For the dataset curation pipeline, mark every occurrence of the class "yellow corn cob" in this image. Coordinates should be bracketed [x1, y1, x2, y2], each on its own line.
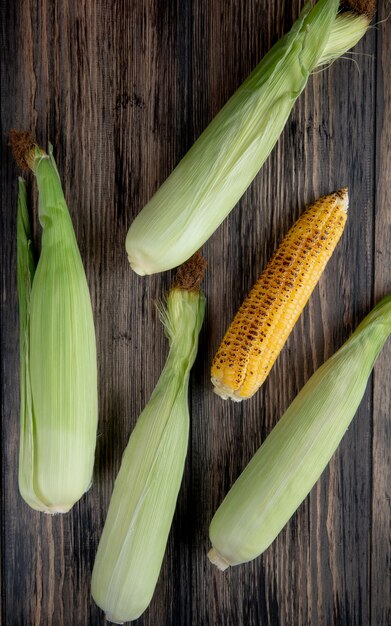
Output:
[211, 189, 348, 401]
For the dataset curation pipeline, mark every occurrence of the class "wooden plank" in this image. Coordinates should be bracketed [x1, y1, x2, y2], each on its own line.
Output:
[372, 2, 391, 624]
[0, 0, 195, 623]
[190, 2, 378, 626]
[0, 1, 389, 625]
[0, 3, 40, 624]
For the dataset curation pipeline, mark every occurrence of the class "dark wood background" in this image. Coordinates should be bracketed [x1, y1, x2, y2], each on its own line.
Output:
[1, 1, 390, 624]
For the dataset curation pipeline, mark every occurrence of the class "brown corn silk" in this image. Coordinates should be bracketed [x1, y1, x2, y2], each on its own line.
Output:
[211, 190, 348, 401]
[341, 0, 376, 17]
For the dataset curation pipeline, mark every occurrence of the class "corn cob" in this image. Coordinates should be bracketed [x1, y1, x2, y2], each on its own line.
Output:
[126, 1, 373, 276]
[211, 189, 348, 401]
[12, 131, 98, 514]
[91, 254, 206, 624]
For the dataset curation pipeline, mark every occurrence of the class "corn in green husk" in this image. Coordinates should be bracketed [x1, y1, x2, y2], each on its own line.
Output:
[208, 294, 391, 569]
[126, 0, 372, 275]
[15, 134, 98, 514]
[91, 254, 206, 623]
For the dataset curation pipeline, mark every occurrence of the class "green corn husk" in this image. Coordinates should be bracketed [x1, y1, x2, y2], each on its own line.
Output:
[91, 254, 206, 624]
[126, 0, 372, 276]
[14, 133, 98, 514]
[208, 294, 391, 569]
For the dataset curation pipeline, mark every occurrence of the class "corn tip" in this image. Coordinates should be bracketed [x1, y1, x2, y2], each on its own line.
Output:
[43, 504, 73, 515]
[208, 547, 230, 571]
[105, 615, 125, 625]
[212, 378, 243, 402]
[335, 187, 349, 213]
[126, 252, 147, 276]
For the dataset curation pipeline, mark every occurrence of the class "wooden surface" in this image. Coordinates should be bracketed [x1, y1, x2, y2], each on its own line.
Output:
[1, 1, 390, 624]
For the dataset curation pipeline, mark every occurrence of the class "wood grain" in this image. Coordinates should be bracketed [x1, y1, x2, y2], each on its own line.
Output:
[372, 2, 391, 625]
[0, 1, 389, 625]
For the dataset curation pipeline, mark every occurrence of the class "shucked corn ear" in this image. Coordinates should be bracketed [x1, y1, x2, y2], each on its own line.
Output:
[91, 254, 206, 624]
[13, 131, 98, 514]
[126, 0, 373, 275]
[211, 189, 348, 401]
[208, 294, 391, 569]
